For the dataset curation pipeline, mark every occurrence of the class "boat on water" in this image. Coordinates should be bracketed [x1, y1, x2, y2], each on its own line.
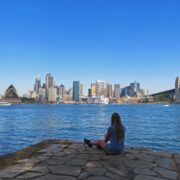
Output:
[163, 104, 170, 107]
[0, 100, 11, 106]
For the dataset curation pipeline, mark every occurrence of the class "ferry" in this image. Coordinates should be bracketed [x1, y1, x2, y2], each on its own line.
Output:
[0, 100, 11, 106]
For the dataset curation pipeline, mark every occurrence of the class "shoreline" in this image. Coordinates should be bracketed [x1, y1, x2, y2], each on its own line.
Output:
[3, 102, 179, 105]
[0, 139, 179, 179]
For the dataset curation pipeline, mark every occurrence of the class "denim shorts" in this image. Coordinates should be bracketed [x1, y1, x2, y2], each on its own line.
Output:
[104, 145, 122, 155]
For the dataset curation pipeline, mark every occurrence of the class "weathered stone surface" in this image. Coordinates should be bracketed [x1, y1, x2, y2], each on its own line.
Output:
[85, 167, 107, 176]
[30, 165, 49, 173]
[135, 175, 164, 180]
[35, 155, 50, 161]
[175, 157, 180, 165]
[124, 159, 155, 169]
[16, 172, 45, 179]
[133, 168, 157, 176]
[39, 144, 61, 153]
[154, 167, 177, 179]
[77, 154, 101, 161]
[66, 158, 87, 166]
[86, 161, 102, 168]
[86, 176, 110, 180]
[155, 157, 177, 170]
[49, 165, 81, 176]
[46, 157, 72, 165]
[102, 161, 128, 177]
[0, 163, 33, 178]
[53, 151, 66, 157]
[33, 174, 76, 180]
[0, 140, 179, 180]
[78, 172, 91, 179]
[0, 168, 24, 178]
[64, 148, 78, 155]
[68, 143, 85, 150]
[124, 153, 138, 160]
[136, 154, 157, 162]
[105, 171, 128, 180]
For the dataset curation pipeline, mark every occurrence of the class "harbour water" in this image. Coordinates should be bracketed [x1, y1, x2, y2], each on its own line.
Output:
[0, 104, 180, 155]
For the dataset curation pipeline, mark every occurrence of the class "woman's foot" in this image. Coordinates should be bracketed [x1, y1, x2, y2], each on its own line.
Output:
[84, 138, 92, 148]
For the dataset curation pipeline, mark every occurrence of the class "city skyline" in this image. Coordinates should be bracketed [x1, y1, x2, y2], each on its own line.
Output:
[1, 1, 180, 95]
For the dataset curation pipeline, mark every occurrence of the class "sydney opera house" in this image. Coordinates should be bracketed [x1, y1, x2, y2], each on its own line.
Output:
[3, 85, 22, 104]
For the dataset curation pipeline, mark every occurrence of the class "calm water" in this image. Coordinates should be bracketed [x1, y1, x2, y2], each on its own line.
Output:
[0, 104, 180, 155]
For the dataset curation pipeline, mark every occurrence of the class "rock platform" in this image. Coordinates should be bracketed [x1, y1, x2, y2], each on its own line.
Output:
[0, 139, 179, 180]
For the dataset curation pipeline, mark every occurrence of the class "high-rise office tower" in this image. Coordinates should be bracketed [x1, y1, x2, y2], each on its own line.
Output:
[114, 84, 121, 99]
[88, 89, 92, 97]
[48, 87, 57, 102]
[79, 83, 83, 98]
[96, 80, 105, 97]
[45, 73, 54, 99]
[59, 84, 65, 99]
[91, 83, 96, 97]
[106, 83, 113, 98]
[175, 77, 180, 102]
[130, 81, 140, 96]
[46, 73, 54, 89]
[73, 81, 80, 101]
[34, 76, 41, 94]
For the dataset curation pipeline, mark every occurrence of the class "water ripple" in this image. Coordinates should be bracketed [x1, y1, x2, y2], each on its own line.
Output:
[0, 104, 180, 155]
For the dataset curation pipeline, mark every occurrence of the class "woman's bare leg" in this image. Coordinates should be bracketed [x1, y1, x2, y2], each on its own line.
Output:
[90, 140, 107, 149]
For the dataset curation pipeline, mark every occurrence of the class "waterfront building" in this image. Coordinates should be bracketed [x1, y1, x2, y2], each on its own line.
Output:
[39, 88, 46, 102]
[130, 81, 140, 96]
[48, 87, 57, 102]
[88, 89, 92, 97]
[34, 76, 41, 94]
[121, 86, 131, 97]
[39, 88, 46, 97]
[175, 77, 180, 102]
[28, 90, 37, 99]
[114, 84, 121, 99]
[96, 80, 105, 97]
[79, 83, 83, 98]
[4, 84, 22, 103]
[66, 88, 73, 101]
[59, 84, 65, 100]
[91, 83, 96, 97]
[106, 83, 113, 98]
[73, 81, 80, 102]
[46, 73, 54, 89]
[45, 73, 54, 99]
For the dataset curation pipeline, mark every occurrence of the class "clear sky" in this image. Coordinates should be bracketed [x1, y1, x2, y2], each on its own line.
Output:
[0, 0, 180, 96]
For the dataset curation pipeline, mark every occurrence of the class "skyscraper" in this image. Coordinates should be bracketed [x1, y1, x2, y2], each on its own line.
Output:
[129, 81, 140, 96]
[73, 81, 80, 102]
[91, 83, 96, 97]
[96, 80, 105, 97]
[59, 84, 65, 100]
[114, 84, 121, 99]
[45, 73, 54, 100]
[34, 76, 41, 94]
[106, 83, 113, 98]
[175, 77, 180, 102]
[79, 83, 83, 98]
[48, 87, 57, 102]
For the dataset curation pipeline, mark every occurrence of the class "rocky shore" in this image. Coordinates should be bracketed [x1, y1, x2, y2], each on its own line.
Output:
[0, 139, 179, 180]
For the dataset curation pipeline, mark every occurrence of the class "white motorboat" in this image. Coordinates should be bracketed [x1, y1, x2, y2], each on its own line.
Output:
[0, 100, 11, 106]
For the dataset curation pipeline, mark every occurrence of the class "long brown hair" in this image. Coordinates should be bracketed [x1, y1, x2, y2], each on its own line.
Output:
[111, 112, 124, 141]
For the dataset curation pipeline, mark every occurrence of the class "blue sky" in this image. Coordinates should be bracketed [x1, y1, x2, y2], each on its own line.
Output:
[0, 0, 180, 95]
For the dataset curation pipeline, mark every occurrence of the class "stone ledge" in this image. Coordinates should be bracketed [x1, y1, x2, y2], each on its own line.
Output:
[0, 139, 179, 180]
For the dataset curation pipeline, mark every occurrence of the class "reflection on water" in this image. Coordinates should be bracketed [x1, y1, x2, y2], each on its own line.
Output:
[0, 104, 180, 155]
